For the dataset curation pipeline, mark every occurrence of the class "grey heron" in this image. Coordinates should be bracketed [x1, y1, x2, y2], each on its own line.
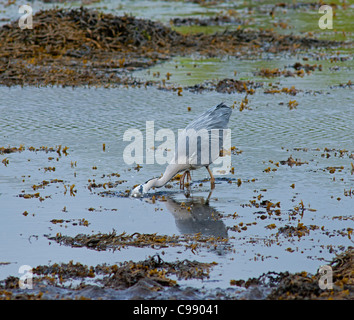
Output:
[131, 102, 232, 197]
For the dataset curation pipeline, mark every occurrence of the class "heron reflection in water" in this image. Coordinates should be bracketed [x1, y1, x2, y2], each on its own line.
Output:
[164, 191, 228, 239]
[131, 103, 232, 197]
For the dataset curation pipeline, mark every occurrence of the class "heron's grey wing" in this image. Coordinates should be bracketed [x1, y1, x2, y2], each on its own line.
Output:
[173, 103, 232, 166]
[185, 103, 232, 131]
[186, 103, 232, 161]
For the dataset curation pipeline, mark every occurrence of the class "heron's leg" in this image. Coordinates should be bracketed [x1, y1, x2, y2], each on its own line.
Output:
[205, 190, 213, 205]
[185, 171, 191, 190]
[179, 172, 184, 189]
[206, 166, 215, 189]
[186, 171, 191, 184]
[183, 172, 191, 197]
[180, 171, 191, 189]
[180, 171, 187, 189]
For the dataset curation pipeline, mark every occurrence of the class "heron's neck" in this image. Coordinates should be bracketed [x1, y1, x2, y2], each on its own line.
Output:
[144, 166, 177, 192]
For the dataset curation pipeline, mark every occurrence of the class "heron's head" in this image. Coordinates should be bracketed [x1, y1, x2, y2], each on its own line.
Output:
[130, 178, 158, 197]
[131, 184, 144, 197]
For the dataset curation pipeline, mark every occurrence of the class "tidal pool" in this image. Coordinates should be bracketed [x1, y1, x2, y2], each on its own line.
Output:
[0, 61, 352, 293]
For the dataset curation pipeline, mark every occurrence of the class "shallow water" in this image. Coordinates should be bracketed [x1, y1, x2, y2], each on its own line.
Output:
[0, 0, 353, 297]
[1, 66, 353, 289]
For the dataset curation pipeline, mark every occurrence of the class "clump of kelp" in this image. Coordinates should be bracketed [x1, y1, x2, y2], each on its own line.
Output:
[1, 248, 352, 300]
[47, 229, 229, 254]
[0, 255, 216, 300]
[171, 15, 245, 26]
[33, 254, 215, 287]
[0, 7, 343, 87]
[226, 247, 353, 300]
[267, 247, 353, 300]
[0, 8, 178, 87]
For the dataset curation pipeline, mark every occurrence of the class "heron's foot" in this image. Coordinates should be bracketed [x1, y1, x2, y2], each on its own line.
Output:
[179, 171, 191, 189]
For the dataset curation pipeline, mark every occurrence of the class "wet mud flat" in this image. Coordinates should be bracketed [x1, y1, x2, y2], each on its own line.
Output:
[0, 7, 345, 88]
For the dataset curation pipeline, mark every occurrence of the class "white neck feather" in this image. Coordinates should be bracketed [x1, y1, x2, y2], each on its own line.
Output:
[142, 164, 180, 193]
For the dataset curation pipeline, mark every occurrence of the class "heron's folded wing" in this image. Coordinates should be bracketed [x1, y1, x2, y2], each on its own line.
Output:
[171, 103, 232, 166]
[185, 103, 232, 131]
